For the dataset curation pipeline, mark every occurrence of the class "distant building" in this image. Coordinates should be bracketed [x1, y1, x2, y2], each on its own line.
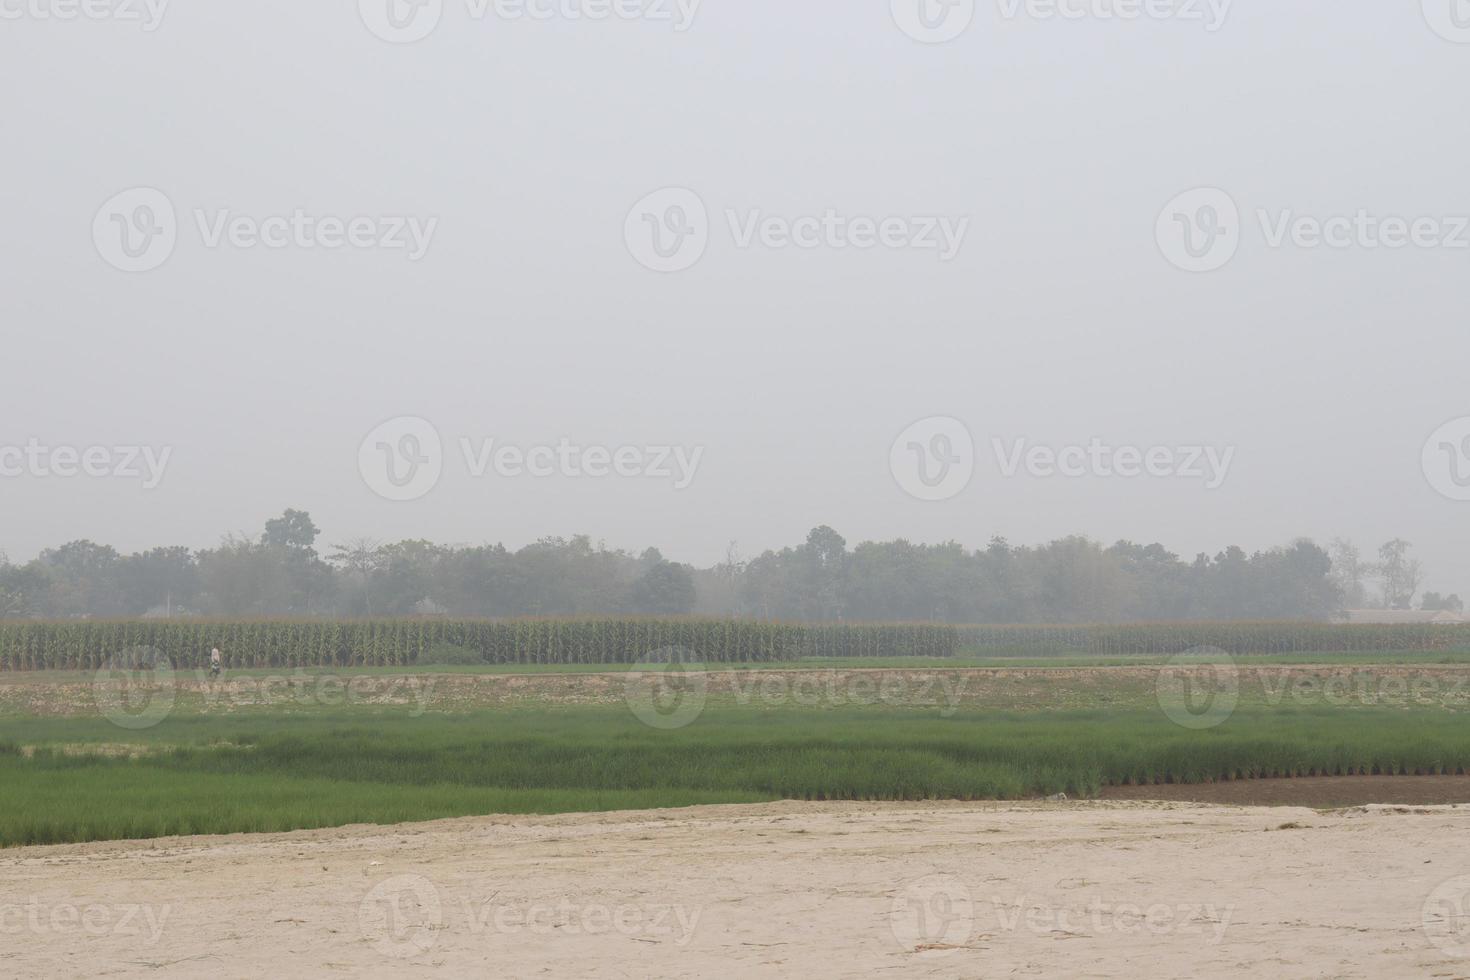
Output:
[1337, 609, 1466, 625]
[141, 604, 195, 619]
[413, 597, 449, 617]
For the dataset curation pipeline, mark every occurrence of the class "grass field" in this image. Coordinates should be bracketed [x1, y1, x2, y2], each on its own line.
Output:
[4, 705, 1470, 847]
[5, 650, 1470, 846]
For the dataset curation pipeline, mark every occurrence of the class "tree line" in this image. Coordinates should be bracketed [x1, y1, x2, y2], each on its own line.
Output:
[0, 510, 1456, 623]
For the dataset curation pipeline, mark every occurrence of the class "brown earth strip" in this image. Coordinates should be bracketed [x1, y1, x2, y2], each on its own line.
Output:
[1100, 774, 1470, 808]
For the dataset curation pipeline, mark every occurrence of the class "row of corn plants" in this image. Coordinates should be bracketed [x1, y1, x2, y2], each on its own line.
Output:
[0, 619, 958, 670]
[952, 622, 1470, 657]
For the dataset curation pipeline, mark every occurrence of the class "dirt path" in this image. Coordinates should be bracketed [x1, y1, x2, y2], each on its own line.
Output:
[11, 662, 1470, 716]
[3, 800, 1469, 978]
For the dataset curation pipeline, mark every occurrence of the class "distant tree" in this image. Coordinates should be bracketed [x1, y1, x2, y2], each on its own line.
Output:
[1377, 539, 1424, 610]
[262, 509, 321, 556]
[118, 546, 199, 616]
[1422, 592, 1465, 614]
[328, 538, 385, 616]
[0, 520, 1418, 624]
[800, 526, 848, 621]
[628, 559, 696, 615]
[1328, 538, 1370, 609]
[197, 512, 333, 616]
[38, 540, 123, 617]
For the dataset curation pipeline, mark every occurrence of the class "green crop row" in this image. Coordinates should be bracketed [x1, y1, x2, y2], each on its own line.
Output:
[952, 622, 1470, 656]
[0, 619, 957, 670]
[4, 618, 1469, 671]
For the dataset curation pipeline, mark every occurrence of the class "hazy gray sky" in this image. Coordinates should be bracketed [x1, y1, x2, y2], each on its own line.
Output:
[3, 1, 1468, 596]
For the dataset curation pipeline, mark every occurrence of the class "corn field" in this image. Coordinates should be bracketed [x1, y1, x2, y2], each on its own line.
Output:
[0, 619, 957, 670]
[953, 623, 1470, 657]
[3, 619, 1469, 671]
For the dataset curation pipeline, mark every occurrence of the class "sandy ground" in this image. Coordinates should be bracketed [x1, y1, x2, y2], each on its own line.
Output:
[4, 801, 1470, 978]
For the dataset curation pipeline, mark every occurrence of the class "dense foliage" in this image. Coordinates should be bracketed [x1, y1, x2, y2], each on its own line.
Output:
[0, 510, 1408, 624]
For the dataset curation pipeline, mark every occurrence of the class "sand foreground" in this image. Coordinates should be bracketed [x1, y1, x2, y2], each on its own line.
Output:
[3, 800, 1469, 978]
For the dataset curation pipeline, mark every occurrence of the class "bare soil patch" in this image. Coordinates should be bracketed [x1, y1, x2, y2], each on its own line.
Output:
[2, 800, 1467, 978]
[1101, 774, 1470, 808]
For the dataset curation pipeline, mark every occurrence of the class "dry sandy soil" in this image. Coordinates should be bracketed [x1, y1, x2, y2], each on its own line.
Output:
[4, 800, 1470, 978]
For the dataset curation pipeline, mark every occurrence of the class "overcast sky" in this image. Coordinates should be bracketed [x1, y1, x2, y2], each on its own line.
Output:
[2, 1, 1467, 597]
